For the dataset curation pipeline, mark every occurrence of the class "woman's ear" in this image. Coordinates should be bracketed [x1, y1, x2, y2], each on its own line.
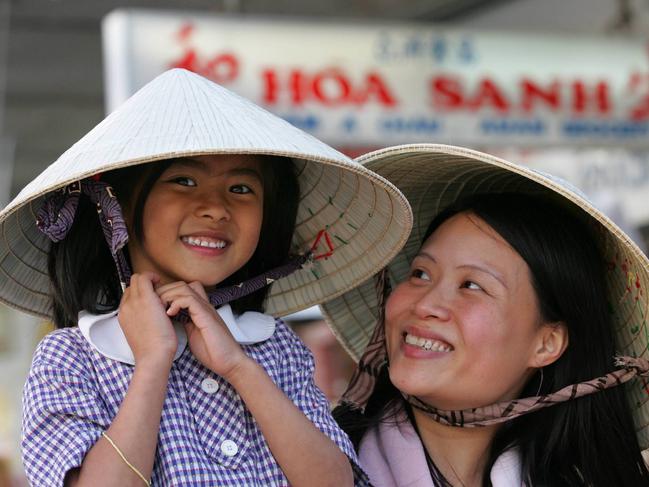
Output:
[530, 322, 569, 368]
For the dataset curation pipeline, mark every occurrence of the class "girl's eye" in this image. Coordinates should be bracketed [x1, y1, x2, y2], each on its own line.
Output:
[461, 280, 482, 291]
[171, 176, 196, 187]
[230, 184, 253, 194]
[411, 269, 431, 281]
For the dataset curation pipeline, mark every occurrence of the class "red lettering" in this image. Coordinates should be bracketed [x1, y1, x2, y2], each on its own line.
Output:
[468, 79, 509, 112]
[170, 50, 198, 72]
[521, 79, 560, 112]
[290, 70, 307, 105]
[354, 72, 397, 106]
[431, 75, 464, 109]
[170, 49, 239, 85]
[177, 23, 194, 41]
[262, 69, 309, 105]
[572, 81, 610, 115]
[204, 53, 239, 84]
[630, 95, 649, 121]
[260, 68, 397, 107]
[261, 69, 278, 104]
[312, 70, 351, 106]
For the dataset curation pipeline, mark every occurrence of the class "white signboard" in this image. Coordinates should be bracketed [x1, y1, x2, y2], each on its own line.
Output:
[103, 9, 649, 148]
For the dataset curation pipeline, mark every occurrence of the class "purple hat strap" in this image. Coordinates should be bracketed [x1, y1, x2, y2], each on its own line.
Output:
[36, 178, 131, 289]
[174, 252, 311, 324]
[36, 177, 318, 314]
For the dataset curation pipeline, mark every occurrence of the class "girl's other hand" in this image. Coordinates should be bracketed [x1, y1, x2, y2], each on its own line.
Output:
[157, 281, 250, 380]
[118, 272, 178, 365]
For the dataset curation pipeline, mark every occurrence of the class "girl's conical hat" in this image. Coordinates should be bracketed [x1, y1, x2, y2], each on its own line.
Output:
[0, 69, 412, 319]
[320, 143, 649, 448]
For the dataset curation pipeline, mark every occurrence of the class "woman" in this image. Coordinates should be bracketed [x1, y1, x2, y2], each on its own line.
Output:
[322, 144, 649, 486]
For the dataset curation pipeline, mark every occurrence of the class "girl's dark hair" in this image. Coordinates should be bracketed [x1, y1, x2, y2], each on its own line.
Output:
[48, 155, 299, 328]
[334, 192, 649, 486]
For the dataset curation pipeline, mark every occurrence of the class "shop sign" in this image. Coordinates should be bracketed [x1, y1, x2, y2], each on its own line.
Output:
[103, 10, 649, 147]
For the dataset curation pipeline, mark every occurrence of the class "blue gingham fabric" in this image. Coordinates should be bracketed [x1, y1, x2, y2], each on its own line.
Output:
[22, 319, 369, 486]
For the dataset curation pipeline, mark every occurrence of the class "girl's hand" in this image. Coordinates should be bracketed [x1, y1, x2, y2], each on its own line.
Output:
[156, 281, 250, 379]
[118, 272, 178, 365]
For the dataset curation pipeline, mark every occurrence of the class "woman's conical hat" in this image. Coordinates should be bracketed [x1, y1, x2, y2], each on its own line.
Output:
[320, 143, 649, 447]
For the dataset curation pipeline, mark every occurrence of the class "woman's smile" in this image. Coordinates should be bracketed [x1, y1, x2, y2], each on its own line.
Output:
[401, 326, 454, 358]
[385, 211, 545, 410]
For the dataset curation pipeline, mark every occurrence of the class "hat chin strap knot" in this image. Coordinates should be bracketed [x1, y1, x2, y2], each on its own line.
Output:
[36, 178, 131, 288]
[615, 355, 649, 376]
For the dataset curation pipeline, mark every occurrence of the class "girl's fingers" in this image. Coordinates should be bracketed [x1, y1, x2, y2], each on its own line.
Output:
[159, 289, 196, 309]
[155, 280, 193, 295]
[164, 294, 200, 317]
[158, 283, 208, 306]
[187, 281, 208, 299]
[128, 272, 160, 299]
[166, 301, 183, 317]
[155, 281, 209, 299]
[139, 271, 161, 283]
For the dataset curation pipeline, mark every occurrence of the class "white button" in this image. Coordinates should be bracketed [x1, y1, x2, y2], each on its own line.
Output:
[221, 440, 239, 457]
[201, 378, 220, 394]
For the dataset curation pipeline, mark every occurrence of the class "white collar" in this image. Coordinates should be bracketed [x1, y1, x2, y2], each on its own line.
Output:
[78, 304, 276, 365]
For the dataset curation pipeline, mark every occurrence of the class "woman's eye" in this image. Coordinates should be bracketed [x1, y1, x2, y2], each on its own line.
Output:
[171, 176, 196, 187]
[411, 269, 431, 281]
[230, 184, 253, 194]
[461, 280, 482, 291]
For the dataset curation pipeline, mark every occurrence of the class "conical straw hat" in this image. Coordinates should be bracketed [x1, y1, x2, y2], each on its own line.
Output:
[0, 68, 412, 319]
[320, 143, 649, 448]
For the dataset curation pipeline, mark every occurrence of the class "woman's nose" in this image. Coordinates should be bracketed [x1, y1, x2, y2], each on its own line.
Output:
[412, 285, 451, 321]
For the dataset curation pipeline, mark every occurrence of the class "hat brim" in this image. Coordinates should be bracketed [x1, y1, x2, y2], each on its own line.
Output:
[0, 69, 413, 320]
[0, 151, 412, 319]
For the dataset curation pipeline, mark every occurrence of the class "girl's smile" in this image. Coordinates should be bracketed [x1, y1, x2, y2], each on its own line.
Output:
[181, 235, 228, 251]
[127, 154, 264, 288]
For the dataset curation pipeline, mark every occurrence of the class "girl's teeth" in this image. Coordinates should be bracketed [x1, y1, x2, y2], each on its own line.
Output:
[405, 333, 452, 352]
[183, 237, 226, 249]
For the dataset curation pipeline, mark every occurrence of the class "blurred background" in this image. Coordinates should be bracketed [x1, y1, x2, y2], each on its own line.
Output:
[2, 0, 649, 484]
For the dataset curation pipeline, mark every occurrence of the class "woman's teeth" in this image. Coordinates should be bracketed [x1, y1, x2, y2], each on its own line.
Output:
[405, 333, 452, 352]
[182, 236, 226, 249]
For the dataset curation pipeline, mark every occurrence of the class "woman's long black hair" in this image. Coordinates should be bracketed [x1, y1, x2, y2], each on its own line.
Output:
[335, 192, 649, 486]
[47, 155, 299, 328]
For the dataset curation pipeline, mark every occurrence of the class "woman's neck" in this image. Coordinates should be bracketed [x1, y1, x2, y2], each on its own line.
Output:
[412, 407, 497, 487]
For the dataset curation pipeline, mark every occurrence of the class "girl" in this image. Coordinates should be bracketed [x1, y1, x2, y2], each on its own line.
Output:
[0, 69, 411, 486]
[322, 144, 649, 486]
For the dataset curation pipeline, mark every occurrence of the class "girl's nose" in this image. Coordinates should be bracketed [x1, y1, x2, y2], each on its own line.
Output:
[412, 285, 451, 321]
[194, 193, 231, 221]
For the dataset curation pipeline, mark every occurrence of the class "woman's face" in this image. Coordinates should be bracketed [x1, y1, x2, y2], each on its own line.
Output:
[385, 211, 551, 410]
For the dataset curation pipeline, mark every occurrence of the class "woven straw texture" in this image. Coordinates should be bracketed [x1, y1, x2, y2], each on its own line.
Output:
[0, 69, 412, 319]
[320, 143, 649, 448]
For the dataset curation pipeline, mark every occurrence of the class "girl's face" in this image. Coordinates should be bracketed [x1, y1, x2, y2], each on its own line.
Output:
[128, 154, 264, 288]
[385, 212, 555, 410]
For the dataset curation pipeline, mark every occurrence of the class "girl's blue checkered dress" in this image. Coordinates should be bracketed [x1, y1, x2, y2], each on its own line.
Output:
[22, 318, 366, 486]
